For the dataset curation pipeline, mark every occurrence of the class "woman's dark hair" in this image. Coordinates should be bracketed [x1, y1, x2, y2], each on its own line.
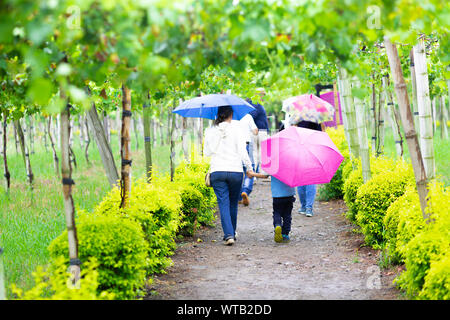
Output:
[214, 106, 233, 126]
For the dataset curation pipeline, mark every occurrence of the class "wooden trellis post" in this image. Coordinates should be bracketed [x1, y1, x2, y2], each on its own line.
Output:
[439, 96, 448, 139]
[60, 102, 80, 286]
[338, 68, 360, 160]
[413, 39, 435, 180]
[352, 76, 371, 183]
[384, 37, 429, 217]
[2, 116, 10, 193]
[0, 247, 5, 300]
[120, 85, 132, 208]
[384, 76, 404, 158]
[143, 96, 153, 182]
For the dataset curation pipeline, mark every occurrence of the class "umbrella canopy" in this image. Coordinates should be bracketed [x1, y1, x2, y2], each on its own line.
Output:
[261, 126, 344, 187]
[172, 94, 255, 120]
[282, 94, 335, 124]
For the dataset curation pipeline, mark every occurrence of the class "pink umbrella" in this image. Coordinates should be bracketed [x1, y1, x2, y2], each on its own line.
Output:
[282, 94, 335, 124]
[261, 126, 344, 187]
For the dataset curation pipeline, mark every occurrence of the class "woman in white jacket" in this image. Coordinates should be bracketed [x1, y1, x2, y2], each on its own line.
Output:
[204, 106, 254, 245]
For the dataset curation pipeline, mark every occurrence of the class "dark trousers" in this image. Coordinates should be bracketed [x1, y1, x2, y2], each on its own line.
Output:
[273, 196, 295, 235]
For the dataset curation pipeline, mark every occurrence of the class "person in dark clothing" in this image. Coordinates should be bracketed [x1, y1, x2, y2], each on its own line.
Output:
[246, 88, 270, 173]
[248, 172, 295, 243]
[247, 99, 270, 131]
[296, 120, 322, 132]
[295, 120, 322, 217]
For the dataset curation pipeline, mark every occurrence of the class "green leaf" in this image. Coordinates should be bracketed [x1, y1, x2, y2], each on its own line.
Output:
[351, 87, 366, 100]
[28, 78, 53, 105]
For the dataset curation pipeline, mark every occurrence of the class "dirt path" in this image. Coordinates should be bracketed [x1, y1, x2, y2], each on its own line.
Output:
[146, 180, 401, 300]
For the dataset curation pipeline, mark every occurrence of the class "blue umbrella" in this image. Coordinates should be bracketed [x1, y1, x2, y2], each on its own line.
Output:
[172, 94, 255, 120]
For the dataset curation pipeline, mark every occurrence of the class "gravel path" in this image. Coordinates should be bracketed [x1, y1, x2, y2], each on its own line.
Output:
[146, 179, 401, 300]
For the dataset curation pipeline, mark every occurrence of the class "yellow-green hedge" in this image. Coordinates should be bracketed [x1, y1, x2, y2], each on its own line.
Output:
[394, 181, 450, 299]
[355, 160, 415, 247]
[343, 156, 399, 222]
[383, 186, 425, 264]
[18, 160, 217, 300]
[340, 150, 449, 300]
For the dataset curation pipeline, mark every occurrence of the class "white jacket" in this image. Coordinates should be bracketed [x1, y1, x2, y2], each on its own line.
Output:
[204, 121, 252, 173]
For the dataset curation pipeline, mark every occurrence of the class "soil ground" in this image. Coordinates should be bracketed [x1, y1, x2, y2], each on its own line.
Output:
[146, 179, 402, 300]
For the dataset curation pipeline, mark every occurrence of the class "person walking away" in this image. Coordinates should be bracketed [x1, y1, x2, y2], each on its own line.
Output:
[236, 113, 258, 206]
[247, 88, 269, 174]
[204, 106, 254, 245]
[295, 120, 322, 217]
[249, 171, 295, 243]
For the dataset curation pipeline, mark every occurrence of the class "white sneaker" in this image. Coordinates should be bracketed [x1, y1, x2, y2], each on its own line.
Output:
[225, 238, 235, 246]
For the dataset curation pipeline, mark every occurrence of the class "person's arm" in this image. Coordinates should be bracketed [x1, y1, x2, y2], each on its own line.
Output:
[248, 172, 269, 179]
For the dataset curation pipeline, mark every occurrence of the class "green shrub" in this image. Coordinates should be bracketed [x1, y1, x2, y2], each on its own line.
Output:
[174, 160, 217, 227]
[343, 161, 363, 222]
[395, 228, 448, 298]
[176, 183, 207, 236]
[343, 156, 398, 223]
[355, 160, 414, 247]
[94, 178, 183, 274]
[12, 256, 115, 300]
[342, 157, 357, 182]
[383, 186, 425, 264]
[420, 254, 450, 300]
[394, 181, 450, 299]
[48, 213, 149, 299]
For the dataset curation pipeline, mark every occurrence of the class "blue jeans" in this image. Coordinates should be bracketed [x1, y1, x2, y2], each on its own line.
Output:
[210, 171, 243, 240]
[297, 185, 317, 210]
[240, 142, 255, 199]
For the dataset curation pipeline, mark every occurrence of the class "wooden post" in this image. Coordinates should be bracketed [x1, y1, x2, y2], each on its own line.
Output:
[13, 122, 19, 154]
[409, 49, 420, 133]
[42, 117, 48, 152]
[333, 81, 340, 127]
[0, 247, 5, 300]
[86, 102, 119, 188]
[133, 116, 139, 151]
[338, 68, 360, 159]
[0, 122, 3, 158]
[143, 98, 153, 182]
[103, 111, 110, 144]
[384, 37, 429, 217]
[60, 103, 80, 286]
[182, 116, 189, 162]
[47, 116, 60, 175]
[376, 77, 386, 156]
[431, 97, 437, 135]
[170, 99, 176, 181]
[337, 75, 353, 159]
[352, 77, 371, 182]
[2, 116, 10, 192]
[440, 96, 448, 139]
[78, 115, 84, 150]
[370, 80, 377, 156]
[83, 115, 91, 166]
[413, 39, 435, 180]
[385, 76, 404, 158]
[15, 119, 33, 188]
[120, 85, 132, 208]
